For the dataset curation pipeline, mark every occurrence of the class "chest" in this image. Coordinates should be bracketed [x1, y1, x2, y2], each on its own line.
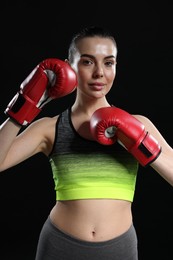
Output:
[71, 115, 94, 141]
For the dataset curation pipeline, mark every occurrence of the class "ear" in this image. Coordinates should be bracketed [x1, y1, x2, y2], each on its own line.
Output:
[65, 59, 76, 72]
[64, 59, 70, 64]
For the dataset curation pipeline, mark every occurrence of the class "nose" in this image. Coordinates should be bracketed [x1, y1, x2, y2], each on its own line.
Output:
[93, 66, 103, 78]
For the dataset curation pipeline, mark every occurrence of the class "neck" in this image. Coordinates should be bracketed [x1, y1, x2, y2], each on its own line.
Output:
[72, 95, 110, 116]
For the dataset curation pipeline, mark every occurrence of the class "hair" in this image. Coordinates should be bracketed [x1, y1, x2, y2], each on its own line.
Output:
[68, 26, 118, 64]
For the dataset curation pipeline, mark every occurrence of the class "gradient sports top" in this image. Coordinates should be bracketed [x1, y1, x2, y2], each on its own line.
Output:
[49, 108, 139, 202]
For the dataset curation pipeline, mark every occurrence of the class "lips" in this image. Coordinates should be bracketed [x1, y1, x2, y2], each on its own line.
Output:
[90, 82, 105, 86]
[89, 83, 105, 91]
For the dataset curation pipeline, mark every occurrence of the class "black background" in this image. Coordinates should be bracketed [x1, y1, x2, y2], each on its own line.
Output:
[0, 1, 173, 259]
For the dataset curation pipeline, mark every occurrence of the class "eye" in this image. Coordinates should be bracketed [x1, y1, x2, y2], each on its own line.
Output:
[80, 58, 93, 66]
[105, 61, 115, 67]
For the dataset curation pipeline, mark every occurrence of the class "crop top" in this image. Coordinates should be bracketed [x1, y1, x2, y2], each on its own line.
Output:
[49, 108, 139, 202]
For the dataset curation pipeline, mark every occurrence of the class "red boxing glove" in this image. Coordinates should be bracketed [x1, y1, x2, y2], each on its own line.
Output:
[90, 106, 161, 167]
[5, 58, 77, 125]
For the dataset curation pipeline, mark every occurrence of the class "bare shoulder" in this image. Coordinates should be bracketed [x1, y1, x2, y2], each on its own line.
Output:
[132, 114, 154, 127]
[132, 114, 160, 133]
[132, 114, 171, 148]
[24, 115, 59, 156]
[31, 115, 59, 128]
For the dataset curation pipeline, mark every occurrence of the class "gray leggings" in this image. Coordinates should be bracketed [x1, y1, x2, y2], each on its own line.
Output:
[35, 216, 138, 260]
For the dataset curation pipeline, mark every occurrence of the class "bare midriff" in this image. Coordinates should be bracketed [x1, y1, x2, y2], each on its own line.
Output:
[50, 199, 132, 242]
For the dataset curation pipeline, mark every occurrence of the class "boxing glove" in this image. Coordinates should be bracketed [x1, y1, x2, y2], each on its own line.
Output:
[5, 58, 77, 126]
[90, 106, 161, 167]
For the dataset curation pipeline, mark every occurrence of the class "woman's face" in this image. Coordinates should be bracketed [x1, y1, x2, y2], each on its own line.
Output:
[71, 37, 117, 99]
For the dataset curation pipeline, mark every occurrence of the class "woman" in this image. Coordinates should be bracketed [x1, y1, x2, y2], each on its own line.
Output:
[0, 26, 173, 260]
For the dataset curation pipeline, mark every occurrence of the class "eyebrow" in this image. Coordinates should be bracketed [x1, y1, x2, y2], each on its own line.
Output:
[80, 54, 116, 59]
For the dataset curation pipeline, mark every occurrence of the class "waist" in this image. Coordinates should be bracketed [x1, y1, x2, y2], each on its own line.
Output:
[50, 199, 133, 242]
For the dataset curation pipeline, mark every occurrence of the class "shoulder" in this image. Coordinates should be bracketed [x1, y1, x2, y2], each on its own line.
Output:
[132, 114, 158, 131]
[26, 115, 60, 155]
[132, 114, 153, 126]
[27, 115, 59, 131]
[132, 114, 166, 145]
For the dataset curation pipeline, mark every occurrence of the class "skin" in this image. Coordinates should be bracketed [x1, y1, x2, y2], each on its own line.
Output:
[0, 36, 173, 242]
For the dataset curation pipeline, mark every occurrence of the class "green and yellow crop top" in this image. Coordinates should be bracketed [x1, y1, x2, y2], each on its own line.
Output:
[49, 108, 139, 202]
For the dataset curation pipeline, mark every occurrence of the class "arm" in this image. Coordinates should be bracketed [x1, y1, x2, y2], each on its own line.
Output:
[90, 107, 161, 167]
[90, 106, 173, 186]
[0, 115, 57, 172]
[0, 58, 77, 172]
[135, 115, 173, 186]
[0, 118, 22, 169]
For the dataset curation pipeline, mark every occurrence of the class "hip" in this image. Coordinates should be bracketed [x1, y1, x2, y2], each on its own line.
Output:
[35, 216, 138, 260]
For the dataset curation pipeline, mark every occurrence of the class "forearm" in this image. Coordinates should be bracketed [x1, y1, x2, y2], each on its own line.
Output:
[0, 118, 21, 168]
